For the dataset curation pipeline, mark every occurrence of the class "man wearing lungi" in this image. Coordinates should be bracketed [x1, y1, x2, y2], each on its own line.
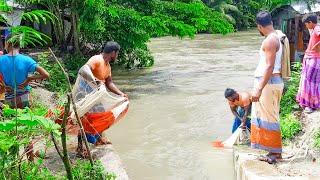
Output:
[0, 35, 49, 108]
[251, 11, 284, 164]
[75, 41, 128, 157]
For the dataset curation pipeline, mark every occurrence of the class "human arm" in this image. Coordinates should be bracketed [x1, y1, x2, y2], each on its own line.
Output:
[19, 66, 49, 89]
[78, 64, 96, 83]
[311, 27, 320, 52]
[240, 105, 250, 129]
[311, 41, 320, 52]
[0, 82, 4, 94]
[105, 76, 128, 98]
[251, 37, 278, 102]
[229, 105, 241, 119]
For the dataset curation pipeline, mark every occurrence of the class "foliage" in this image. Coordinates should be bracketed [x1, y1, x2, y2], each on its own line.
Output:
[36, 52, 87, 92]
[279, 62, 302, 139]
[0, 1, 55, 48]
[202, 0, 240, 24]
[232, 0, 263, 29]
[280, 63, 302, 116]
[7, 160, 60, 180]
[280, 113, 302, 139]
[72, 160, 117, 180]
[314, 129, 320, 149]
[79, 0, 234, 68]
[12, 0, 233, 68]
[37, 53, 69, 92]
[231, 0, 309, 30]
[0, 103, 115, 179]
[63, 54, 88, 81]
[0, 105, 60, 179]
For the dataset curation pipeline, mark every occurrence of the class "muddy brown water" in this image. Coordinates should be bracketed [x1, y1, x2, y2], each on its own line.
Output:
[106, 31, 263, 180]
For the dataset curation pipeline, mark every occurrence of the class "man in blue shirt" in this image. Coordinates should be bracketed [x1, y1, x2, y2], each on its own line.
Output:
[0, 35, 49, 108]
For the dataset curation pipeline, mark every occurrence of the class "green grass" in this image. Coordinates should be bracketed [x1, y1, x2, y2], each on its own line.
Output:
[280, 114, 302, 139]
[279, 62, 302, 140]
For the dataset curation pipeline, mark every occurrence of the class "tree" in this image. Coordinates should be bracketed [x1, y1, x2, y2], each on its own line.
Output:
[0, 1, 54, 48]
[3, 0, 234, 68]
[202, 0, 240, 24]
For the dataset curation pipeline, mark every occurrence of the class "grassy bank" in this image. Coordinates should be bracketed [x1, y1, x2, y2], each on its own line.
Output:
[279, 63, 302, 140]
[0, 101, 117, 180]
[280, 62, 320, 151]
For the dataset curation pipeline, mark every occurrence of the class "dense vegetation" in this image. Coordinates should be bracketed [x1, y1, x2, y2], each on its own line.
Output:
[2, 0, 317, 68]
[1, 0, 319, 179]
[280, 63, 302, 140]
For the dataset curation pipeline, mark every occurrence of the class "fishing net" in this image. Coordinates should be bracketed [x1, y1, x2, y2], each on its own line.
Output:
[71, 75, 129, 135]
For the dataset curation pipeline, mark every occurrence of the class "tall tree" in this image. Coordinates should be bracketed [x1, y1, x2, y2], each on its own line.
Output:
[202, 0, 240, 24]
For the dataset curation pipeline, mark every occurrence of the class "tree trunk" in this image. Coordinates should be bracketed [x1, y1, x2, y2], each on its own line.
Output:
[71, 0, 80, 54]
[47, 2, 67, 52]
[62, 95, 73, 180]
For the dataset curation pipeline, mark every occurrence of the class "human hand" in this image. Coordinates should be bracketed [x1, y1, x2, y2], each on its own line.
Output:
[0, 82, 5, 93]
[240, 120, 246, 130]
[18, 78, 30, 89]
[5, 86, 13, 93]
[251, 88, 262, 102]
[122, 93, 129, 99]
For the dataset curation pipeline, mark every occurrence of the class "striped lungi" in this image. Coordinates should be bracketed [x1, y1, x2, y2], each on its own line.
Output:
[251, 76, 284, 153]
[5, 91, 32, 109]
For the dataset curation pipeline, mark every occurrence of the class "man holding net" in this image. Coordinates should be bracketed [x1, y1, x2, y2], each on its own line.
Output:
[74, 41, 128, 157]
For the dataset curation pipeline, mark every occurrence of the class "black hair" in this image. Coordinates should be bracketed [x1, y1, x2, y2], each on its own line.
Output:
[5, 34, 20, 49]
[256, 11, 272, 27]
[103, 41, 120, 54]
[224, 88, 236, 98]
[302, 14, 318, 24]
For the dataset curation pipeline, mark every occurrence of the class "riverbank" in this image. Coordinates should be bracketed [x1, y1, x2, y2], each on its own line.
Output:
[41, 135, 129, 179]
[32, 87, 129, 179]
[233, 110, 320, 180]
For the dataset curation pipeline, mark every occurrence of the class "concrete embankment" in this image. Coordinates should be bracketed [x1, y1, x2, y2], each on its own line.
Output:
[233, 144, 320, 180]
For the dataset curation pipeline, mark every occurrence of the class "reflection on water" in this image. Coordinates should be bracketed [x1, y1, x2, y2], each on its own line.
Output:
[106, 31, 262, 180]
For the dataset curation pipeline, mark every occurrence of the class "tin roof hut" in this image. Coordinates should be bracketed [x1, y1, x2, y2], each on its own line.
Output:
[271, 1, 320, 62]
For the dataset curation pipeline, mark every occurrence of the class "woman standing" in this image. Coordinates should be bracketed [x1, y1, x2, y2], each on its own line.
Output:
[296, 14, 320, 113]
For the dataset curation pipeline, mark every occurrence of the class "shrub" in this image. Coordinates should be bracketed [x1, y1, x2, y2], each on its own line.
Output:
[280, 113, 302, 139]
[37, 53, 69, 93]
[72, 160, 117, 180]
[279, 62, 302, 139]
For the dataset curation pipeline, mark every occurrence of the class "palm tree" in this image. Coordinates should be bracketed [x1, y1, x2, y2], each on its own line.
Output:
[202, 0, 240, 24]
[0, 1, 56, 48]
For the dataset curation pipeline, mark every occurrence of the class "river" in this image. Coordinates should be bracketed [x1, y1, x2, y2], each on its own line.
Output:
[106, 31, 263, 180]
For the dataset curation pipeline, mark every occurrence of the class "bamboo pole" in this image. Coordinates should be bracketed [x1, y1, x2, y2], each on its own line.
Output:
[48, 48, 94, 166]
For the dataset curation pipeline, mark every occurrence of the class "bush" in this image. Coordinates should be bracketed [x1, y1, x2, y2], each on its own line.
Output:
[72, 160, 117, 180]
[37, 53, 88, 93]
[279, 62, 302, 139]
[280, 113, 302, 139]
[63, 54, 87, 82]
[280, 63, 302, 116]
[7, 160, 60, 180]
[37, 53, 69, 93]
[79, 0, 234, 68]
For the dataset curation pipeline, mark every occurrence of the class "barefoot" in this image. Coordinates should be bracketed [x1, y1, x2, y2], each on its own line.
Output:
[95, 137, 112, 146]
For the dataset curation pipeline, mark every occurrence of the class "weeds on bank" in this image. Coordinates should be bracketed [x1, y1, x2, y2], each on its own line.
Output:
[279, 62, 302, 139]
[72, 160, 117, 180]
[0, 103, 115, 179]
[37, 53, 87, 93]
